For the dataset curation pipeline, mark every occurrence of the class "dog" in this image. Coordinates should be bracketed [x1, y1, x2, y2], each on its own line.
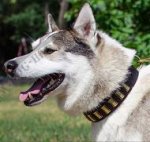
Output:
[4, 3, 150, 141]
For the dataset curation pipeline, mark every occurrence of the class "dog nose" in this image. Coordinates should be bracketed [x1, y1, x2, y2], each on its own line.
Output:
[4, 60, 18, 77]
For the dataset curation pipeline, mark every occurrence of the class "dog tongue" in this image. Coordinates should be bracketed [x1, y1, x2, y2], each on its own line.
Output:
[19, 79, 45, 102]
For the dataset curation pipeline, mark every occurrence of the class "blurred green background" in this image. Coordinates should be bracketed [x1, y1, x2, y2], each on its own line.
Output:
[0, 85, 91, 142]
[0, 0, 150, 75]
[0, 0, 150, 141]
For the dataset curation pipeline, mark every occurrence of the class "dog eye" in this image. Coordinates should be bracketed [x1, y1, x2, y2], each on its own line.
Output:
[44, 48, 56, 54]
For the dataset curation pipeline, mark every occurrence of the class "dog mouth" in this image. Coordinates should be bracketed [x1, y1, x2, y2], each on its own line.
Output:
[19, 73, 65, 106]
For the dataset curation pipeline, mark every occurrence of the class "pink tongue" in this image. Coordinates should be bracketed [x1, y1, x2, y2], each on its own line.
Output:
[19, 79, 45, 102]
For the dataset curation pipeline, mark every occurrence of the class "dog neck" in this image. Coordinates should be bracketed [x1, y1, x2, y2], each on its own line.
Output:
[84, 66, 139, 122]
[57, 32, 136, 116]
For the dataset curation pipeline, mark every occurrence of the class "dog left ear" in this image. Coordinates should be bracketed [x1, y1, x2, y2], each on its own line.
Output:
[73, 3, 96, 39]
[47, 14, 59, 33]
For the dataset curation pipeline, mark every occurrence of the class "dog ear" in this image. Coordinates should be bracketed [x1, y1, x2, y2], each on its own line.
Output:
[73, 3, 96, 39]
[47, 13, 59, 33]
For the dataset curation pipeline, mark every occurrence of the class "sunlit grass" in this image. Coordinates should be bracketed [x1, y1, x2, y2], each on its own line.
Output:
[0, 84, 91, 142]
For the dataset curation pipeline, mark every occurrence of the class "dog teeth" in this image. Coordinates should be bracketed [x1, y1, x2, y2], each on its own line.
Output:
[49, 79, 55, 85]
[28, 93, 33, 99]
[42, 88, 46, 91]
[47, 84, 50, 88]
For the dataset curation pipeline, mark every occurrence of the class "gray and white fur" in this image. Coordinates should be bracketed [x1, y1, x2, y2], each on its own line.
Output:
[5, 3, 150, 141]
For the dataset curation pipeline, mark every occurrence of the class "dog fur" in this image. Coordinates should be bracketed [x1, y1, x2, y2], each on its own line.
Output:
[5, 3, 150, 141]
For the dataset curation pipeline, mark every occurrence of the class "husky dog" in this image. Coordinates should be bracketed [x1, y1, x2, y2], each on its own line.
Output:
[4, 3, 150, 141]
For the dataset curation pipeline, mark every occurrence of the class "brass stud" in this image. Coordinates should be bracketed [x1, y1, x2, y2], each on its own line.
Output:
[93, 111, 102, 119]
[101, 105, 111, 114]
[122, 83, 130, 92]
[87, 115, 95, 122]
[116, 91, 125, 99]
[108, 98, 118, 107]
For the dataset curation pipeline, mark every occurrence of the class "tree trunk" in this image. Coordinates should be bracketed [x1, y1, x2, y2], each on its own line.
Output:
[44, 1, 49, 28]
[58, 0, 68, 28]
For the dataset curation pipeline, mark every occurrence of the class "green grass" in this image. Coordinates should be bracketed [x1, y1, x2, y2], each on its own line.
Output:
[0, 84, 91, 142]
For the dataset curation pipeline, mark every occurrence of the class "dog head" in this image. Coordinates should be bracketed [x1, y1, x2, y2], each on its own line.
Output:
[4, 4, 135, 114]
[4, 4, 100, 107]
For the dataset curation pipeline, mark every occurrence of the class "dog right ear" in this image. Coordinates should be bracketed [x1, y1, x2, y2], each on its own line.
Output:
[73, 3, 96, 39]
[47, 14, 59, 33]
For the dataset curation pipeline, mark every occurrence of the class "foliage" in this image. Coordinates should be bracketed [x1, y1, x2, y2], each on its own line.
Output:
[5, 3, 46, 42]
[0, 0, 150, 75]
[65, 0, 150, 60]
[0, 0, 59, 75]
[1, 0, 59, 43]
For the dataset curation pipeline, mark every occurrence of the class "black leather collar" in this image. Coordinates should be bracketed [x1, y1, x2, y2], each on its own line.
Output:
[84, 66, 139, 122]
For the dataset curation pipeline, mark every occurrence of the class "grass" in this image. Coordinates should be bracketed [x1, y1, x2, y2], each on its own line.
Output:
[0, 84, 91, 142]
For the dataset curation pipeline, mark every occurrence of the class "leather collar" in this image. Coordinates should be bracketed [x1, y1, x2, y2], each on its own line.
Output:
[84, 66, 139, 122]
